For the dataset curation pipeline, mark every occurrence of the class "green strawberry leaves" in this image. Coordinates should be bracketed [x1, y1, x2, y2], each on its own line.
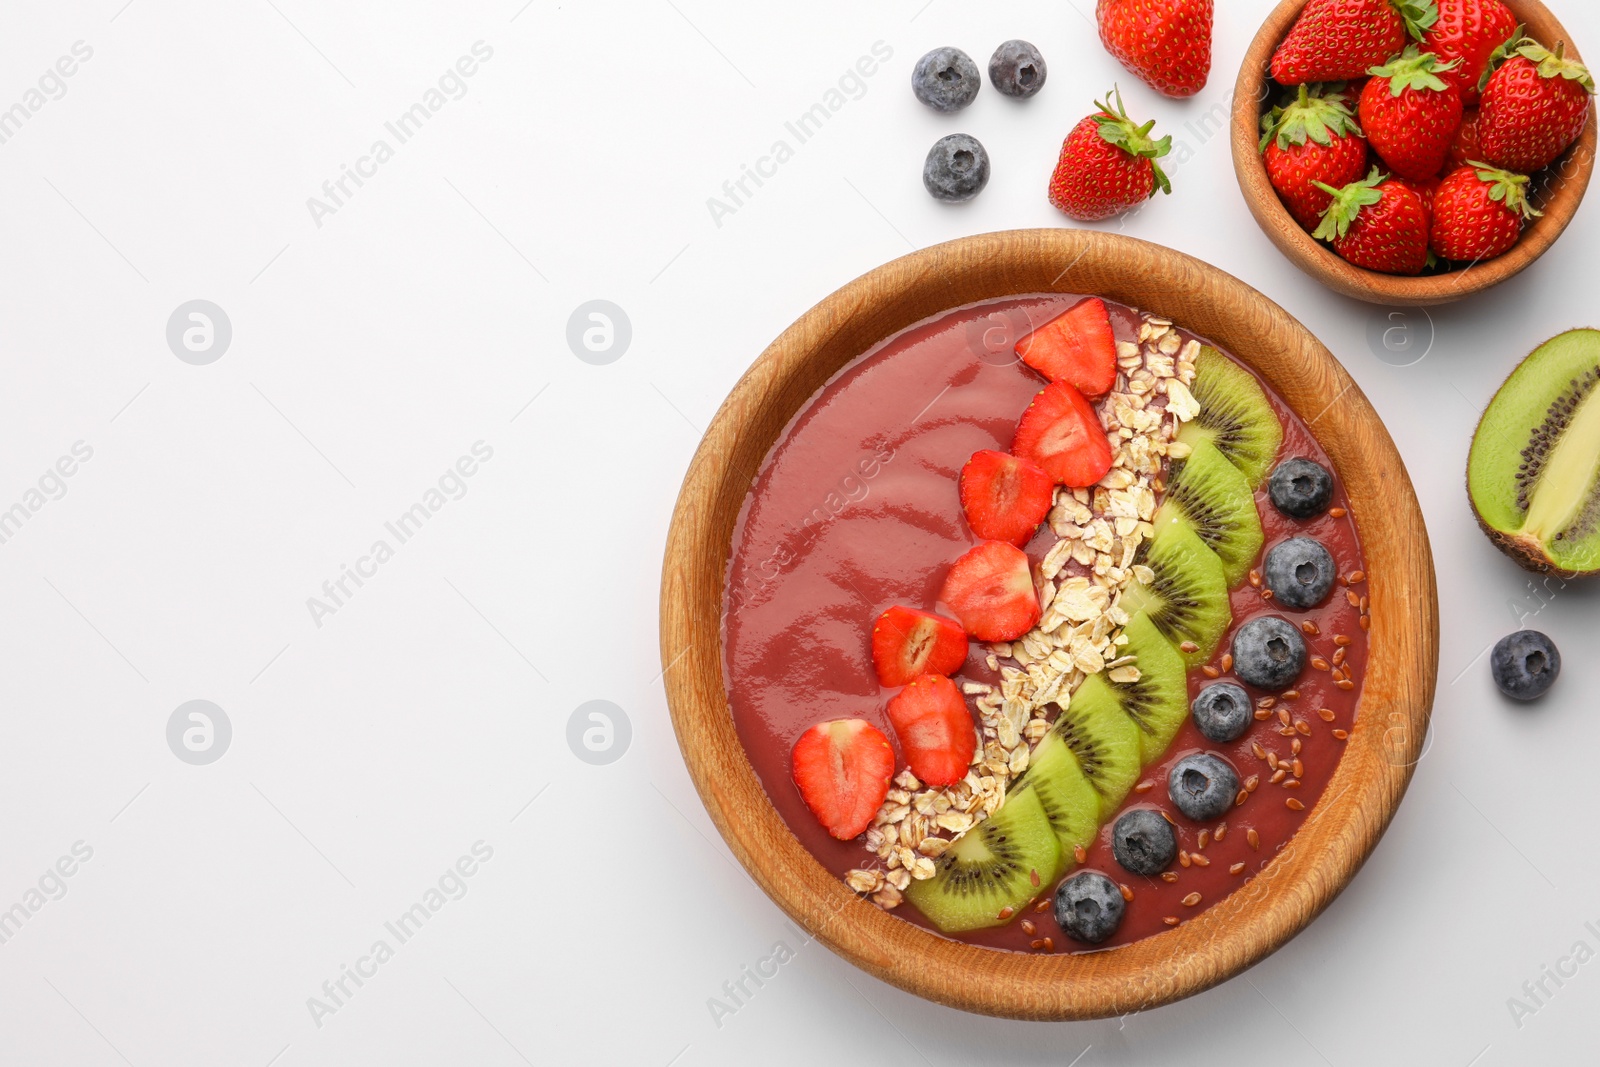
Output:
[1259, 83, 1363, 152]
[1481, 28, 1596, 93]
[1093, 86, 1173, 196]
[1312, 168, 1388, 242]
[1391, 0, 1440, 42]
[1368, 46, 1459, 96]
[1468, 161, 1544, 221]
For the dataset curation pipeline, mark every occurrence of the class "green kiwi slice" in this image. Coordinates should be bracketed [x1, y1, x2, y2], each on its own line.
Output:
[1469, 329, 1600, 575]
[1120, 519, 1232, 667]
[1051, 680, 1142, 821]
[1094, 610, 1190, 765]
[904, 785, 1062, 933]
[1177, 346, 1284, 489]
[1155, 438, 1265, 586]
[1010, 730, 1100, 865]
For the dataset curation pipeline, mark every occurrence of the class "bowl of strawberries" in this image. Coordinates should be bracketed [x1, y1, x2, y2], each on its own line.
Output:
[1232, 0, 1597, 305]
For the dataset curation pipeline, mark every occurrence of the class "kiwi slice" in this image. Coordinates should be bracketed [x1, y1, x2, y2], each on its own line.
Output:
[1155, 438, 1265, 586]
[1469, 329, 1600, 575]
[1120, 519, 1232, 667]
[1177, 346, 1284, 489]
[1051, 681, 1142, 821]
[1094, 611, 1189, 765]
[1010, 730, 1100, 863]
[904, 785, 1062, 933]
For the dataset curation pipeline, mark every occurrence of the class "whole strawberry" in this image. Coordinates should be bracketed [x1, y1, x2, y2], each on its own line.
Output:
[1422, 0, 1517, 106]
[1389, 175, 1441, 225]
[1272, 0, 1440, 85]
[1448, 108, 1484, 170]
[1359, 48, 1464, 180]
[1097, 0, 1213, 99]
[1048, 88, 1172, 221]
[1260, 84, 1370, 230]
[1479, 34, 1595, 174]
[1431, 162, 1539, 260]
[1313, 168, 1433, 274]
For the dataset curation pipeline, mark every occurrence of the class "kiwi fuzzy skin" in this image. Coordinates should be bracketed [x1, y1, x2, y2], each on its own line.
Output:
[1467, 327, 1600, 579]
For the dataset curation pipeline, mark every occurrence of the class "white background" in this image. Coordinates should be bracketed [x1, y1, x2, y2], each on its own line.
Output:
[0, 0, 1594, 1063]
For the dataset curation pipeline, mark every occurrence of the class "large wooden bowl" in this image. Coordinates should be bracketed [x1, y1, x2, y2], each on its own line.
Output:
[1233, 0, 1596, 307]
[660, 230, 1439, 1019]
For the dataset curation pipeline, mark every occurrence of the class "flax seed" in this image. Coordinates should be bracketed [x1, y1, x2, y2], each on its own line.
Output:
[1164, 916, 1180, 926]
[1282, 689, 1300, 701]
[1279, 726, 1297, 737]
[1359, 615, 1370, 631]
[1333, 647, 1346, 667]
[1221, 653, 1234, 672]
[1075, 844, 1088, 864]
[1270, 768, 1286, 784]
[1161, 810, 1176, 825]
[1030, 938, 1050, 951]
[1318, 708, 1336, 722]
[1333, 729, 1349, 740]
[1338, 574, 1349, 587]
[1262, 589, 1275, 601]
[1258, 697, 1277, 711]
[1255, 707, 1273, 720]
[1135, 781, 1154, 794]
[1041, 937, 1054, 952]
[1198, 830, 1210, 850]
[1248, 570, 1261, 587]
[1245, 774, 1260, 792]
[1119, 883, 1134, 902]
[1161, 871, 1179, 883]
[1182, 892, 1202, 907]
[1284, 779, 1302, 789]
[1021, 919, 1036, 936]
[1035, 898, 1051, 913]
[1278, 708, 1291, 727]
[1214, 823, 1227, 841]
[1247, 828, 1260, 850]
[1191, 853, 1211, 868]
[1286, 797, 1305, 811]
[1179, 850, 1191, 868]
[1346, 590, 1361, 608]
[1311, 657, 1331, 671]
[1030, 868, 1041, 887]
[1236, 790, 1249, 806]
[1336, 679, 1355, 691]
[1252, 742, 1268, 760]
[1334, 634, 1351, 647]
[999, 906, 1014, 920]
[1202, 665, 1221, 678]
[1291, 739, 1302, 755]
[1180, 640, 1199, 654]
[1360, 595, 1369, 614]
[1301, 620, 1320, 636]
[1230, 862, 1246, 875]
[1329, 507, 1347, 518]
[1292, 758, 1304, 777]
[1267, 752, 1279, 770]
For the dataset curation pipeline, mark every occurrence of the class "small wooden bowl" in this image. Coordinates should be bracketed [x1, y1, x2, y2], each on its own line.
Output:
[1233, 0, 1597, 306]
[660, 230, 1439, 1020]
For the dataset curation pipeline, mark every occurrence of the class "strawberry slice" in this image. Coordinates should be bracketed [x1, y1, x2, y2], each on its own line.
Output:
[791, 719, 896, 840]
[886, 675, 976, 787]
[1015, 298, 1119, 397]
[939, 541, 1041, 642]
[959, 450, 1054, 546]
[871, 606, 969, 688]
[1012, 381, 1115, 488]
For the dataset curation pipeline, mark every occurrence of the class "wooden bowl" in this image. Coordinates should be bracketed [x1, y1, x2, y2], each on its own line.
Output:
[660, 230, 1439, 1020]
[1232, 0, 1597, 306]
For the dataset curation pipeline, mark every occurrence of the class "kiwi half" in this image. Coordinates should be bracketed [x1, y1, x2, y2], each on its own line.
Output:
[1178, 346, 1284, 489]
[1155, 438, 1264, 586]
[1469, 329, 1600, 575]
[904, 785, 1061, 932]
[1120, 519, 1232, 667]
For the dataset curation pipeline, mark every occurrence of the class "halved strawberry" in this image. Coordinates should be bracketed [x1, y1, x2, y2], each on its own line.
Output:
[939, 541, 1040, 642]
[871, 606, 969, 687]
[791, 719, 895, 840]
[959, 450, 1054, 546]
[1015, 298, 1119, 397]
[886, 675, 976, 787]
[1012, 381, 1115, 488]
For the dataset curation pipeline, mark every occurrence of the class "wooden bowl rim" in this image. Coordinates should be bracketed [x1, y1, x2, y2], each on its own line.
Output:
[660, 229, 1440, 1019]
[1231, 0, 1597, 307]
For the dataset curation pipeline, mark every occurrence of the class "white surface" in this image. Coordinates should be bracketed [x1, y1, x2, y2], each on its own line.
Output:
[0, 0, 1594, 1063]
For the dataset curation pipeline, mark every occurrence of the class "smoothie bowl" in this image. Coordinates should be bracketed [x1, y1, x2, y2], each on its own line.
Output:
[660, 230, 1438, 1019]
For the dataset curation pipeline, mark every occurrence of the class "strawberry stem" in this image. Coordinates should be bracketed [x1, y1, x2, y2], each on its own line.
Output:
[1368, 46, 1459, 95]
[1467, 161, 1544, 220]
[1312, 168, 1388, 243]
[1258, 82, 1362, 152]
[1093, 85, 1173, 197]
[1391, 0, 1440, 42]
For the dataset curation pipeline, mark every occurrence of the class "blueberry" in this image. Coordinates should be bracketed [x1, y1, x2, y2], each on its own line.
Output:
[922, 134, 990, 202]
[1231, 616, 1307, 690]
[1053, 870, 1125, 945]
[1269, 458, 1335, 519]
[1111, 809, 1177, 877]
[1191, 682, 1253, 743]
[988, 40, 1047, 99]
[1263, 537, 1337, 609]
[1167, 753, 1239, 822]
[1490, 630, 1561, 701]
[912, 47, 980, 112]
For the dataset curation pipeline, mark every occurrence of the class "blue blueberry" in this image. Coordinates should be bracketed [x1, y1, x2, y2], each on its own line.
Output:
[912, 47, 980, 112]
[923, 134, 990, 202]
[1269, 458, 1335, 519]
[1192, 682, 1252, 743]
[1053, 870, 1125, 945]
[1111, 809, 1177, 877]
[1490, 630, 1561, 701]
[1231, 616, 1307, 691]
[1263, 537, 1337, 609]
[1167, 753, 1239, 822]
[989, 40, 1047, 99]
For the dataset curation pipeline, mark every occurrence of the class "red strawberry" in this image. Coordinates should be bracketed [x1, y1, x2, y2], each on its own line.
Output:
[1048, 88, 1172, 222]
[1260, 83, 1371, 230]
[1271, 0, 1440, 85]
[871, 606, 969, 688]
[1448, 108, 1484, 169]
[1013, 381, 1115, 488]
[1430, 162, 1539, 261]
[1478, 33, 1595, 174]
[1015, 298, 1119, 397]
[959, 450, 1054, 547]
[1359, 48, 1465, 180]
[1422, 0, 1517, 106]
[791, 719, 895, 840]
[1096, 0, 1214, 99]
[1388, 175, 1440, 226]
[939, 541, 1040, 643]
[1313, 168, 1433, 274]
[885, 675, 976, 788]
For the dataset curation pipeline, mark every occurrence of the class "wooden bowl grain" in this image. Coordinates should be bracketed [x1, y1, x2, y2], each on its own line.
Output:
[660, 230, 1439, 1020]
[1232, 0, 1597, 306]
